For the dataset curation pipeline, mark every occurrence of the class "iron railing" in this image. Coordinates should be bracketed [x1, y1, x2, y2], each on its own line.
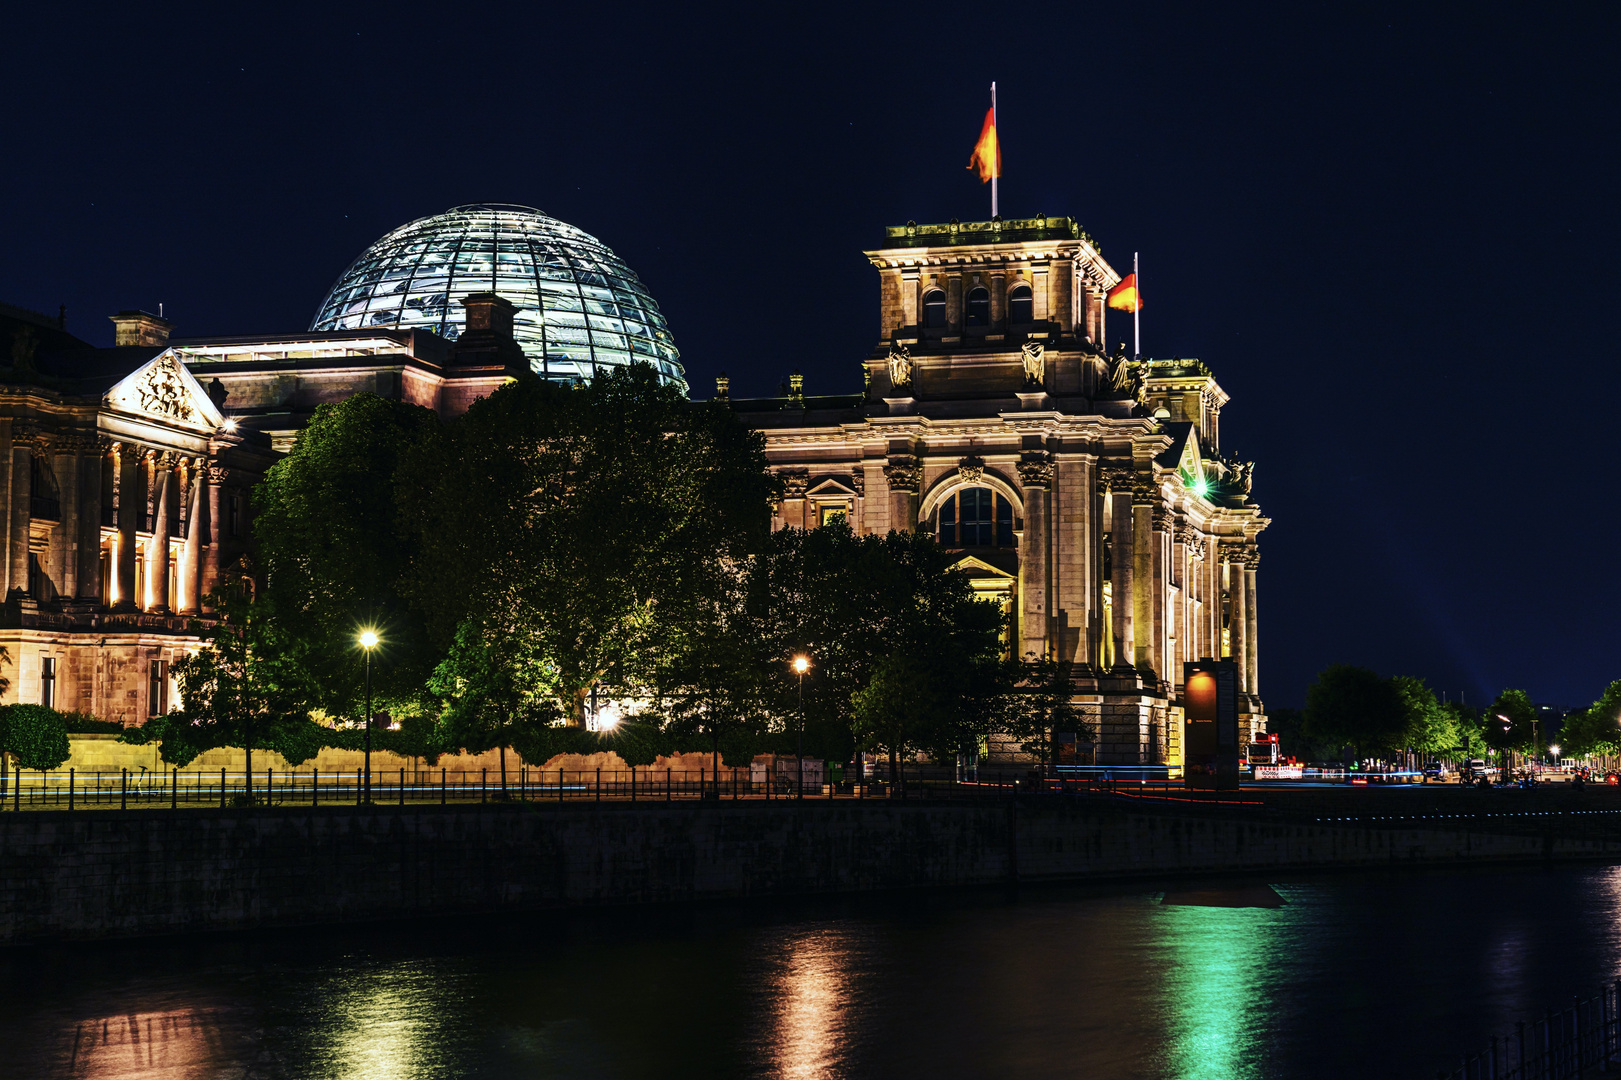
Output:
[1442, 982, 1621, 1079]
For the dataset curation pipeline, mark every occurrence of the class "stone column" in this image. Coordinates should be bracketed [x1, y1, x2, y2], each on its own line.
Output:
[114, 444, 140, 609]
[1149, 506, 1172, 682]
[148, 457, 173, 613]
[204, 466, 226, 605]
[179, 460, 204, 615]
[7, 427, 34, 598]
[990, 269, 1007, 328]
[900, 270, 919, 328]
[75, 438, 103, 602]
[1244, 552, 1260, 701]
[1225, 547, 1248, 691]
[884, 459, 919, 533]
[1132, 481, 1154, 676]
[1107, 474, 1134, 671]
[50, 446, 77, 602]
[1033, 263, 1050, 322]
[1017, 453, 1053, 661]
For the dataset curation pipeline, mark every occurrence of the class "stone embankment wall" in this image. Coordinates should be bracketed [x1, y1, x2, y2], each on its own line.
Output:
[0, 799, 1615, 944]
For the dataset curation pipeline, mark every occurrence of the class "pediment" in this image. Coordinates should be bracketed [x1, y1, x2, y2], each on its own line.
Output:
[951, 554, 1016, 580]
[807, 477, 857, 497]
[104, 350, 224, 432]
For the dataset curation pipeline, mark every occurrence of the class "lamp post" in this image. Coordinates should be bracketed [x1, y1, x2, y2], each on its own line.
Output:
[793, 655, 810, 799]
[360, 629, 379, 803]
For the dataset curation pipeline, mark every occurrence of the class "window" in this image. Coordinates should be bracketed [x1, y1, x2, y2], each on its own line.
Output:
[922, 289, 946, 329]
[936, 488, 1014, 547]
[40, 657, 55, 709]
[819, 505, 847, 527]
[1008, 284, 1033, 324]
[965, 287, 990, 327]
[148, 659, 168, 717]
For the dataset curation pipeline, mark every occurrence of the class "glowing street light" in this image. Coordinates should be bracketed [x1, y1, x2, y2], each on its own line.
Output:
[793, 655, 811, 798]
[359, 628, 380, 803]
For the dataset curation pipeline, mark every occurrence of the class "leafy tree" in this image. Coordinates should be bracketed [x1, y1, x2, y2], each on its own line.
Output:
[252, 393, 442, 720]
[127, 593, 321, 800]
[995, 654, 1091, 775]
[1391, 676, 1455, 756]
[1482, 689, 1539, 756]
[406, 366, 776, 725]
[1303, 664, 1405, 758]
[0, 704, 70, 770]
[1439, 701, 1487, 758]
[1556, 682, 1621, 758]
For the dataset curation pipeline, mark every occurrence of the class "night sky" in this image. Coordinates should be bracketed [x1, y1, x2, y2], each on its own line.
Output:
[3, 3, 1616, 711]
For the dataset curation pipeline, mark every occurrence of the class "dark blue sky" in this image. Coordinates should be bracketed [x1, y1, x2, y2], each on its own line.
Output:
[3, 2, 1616, 710]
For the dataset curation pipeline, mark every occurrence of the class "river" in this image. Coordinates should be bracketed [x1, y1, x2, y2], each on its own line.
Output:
[2, 863, 1618, 1079]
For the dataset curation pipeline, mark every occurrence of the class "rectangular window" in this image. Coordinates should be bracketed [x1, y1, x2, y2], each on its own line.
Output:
[938, 494, 957, 546]
[148, 659, 167, 717]
[40, 657, 55, 709]
[819, 505, 846, 527]
[961, 489, 994, 545]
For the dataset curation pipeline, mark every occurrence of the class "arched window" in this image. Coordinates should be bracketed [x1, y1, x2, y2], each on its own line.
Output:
[937, 487, 1014, 547]
[1007, 283, 1033, 324]
[965, 286, 991, 327]
[922, 289, 946, 329]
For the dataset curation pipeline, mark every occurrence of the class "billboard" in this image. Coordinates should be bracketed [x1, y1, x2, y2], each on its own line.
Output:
[1183, 659, 1240, 789]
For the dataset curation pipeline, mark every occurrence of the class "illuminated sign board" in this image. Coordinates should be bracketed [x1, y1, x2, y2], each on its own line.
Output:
[1183, 659, 1239, 790]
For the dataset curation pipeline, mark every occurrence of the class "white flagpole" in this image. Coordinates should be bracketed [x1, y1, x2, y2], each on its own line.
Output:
[990, 81, 998, 219]
[1133, 251, 1141, 358]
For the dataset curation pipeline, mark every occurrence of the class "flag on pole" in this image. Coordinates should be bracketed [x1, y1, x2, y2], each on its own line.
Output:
[967, 107, 1000, 182]
[1107, 274, 1143, 313]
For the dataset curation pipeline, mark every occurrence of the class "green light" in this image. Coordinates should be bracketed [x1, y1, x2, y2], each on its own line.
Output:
[1193, 478, 1210, 497]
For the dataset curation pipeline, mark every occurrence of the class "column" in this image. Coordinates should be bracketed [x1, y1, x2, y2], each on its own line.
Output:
[148, 457, 172, 612]
[50, 447, 77, 602]
[900, 270, 919, 328]
[114, 446, 140, 609]
[1017, 454, 1052, 661]
[7, 428, 33, 598]
[1244, 554, 1260, 702]
[1149, 506, 1171, 682]
[1226, 550, 1248, 692]
[75, 439, 103, 602]
[990, 269, 1007, 328]
[1109, 482, 1133, 671]
[203, 466, 226, 606]
[1132, 497, 1153, 676]
[884, 460, 919, 532]
[180, 461, 204, 615]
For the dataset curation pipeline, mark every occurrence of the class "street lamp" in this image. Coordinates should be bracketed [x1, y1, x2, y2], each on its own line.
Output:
[359, 629, 379, 803]
[793, 654, 810, 799]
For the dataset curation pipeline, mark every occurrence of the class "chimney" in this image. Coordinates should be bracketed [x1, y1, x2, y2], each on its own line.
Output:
[450, 293, 525, 369]
[109, 310, 173, 347]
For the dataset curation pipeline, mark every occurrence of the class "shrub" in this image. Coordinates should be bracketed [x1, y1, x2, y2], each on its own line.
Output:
[0, 704, 72, 770]
[60, 711, 124, 734]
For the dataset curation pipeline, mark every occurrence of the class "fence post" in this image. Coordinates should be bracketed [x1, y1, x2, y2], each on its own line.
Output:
[120, 768, 126, 810]
[667, 768, 672, 802]
[172, 768, 178, 810]
[68, 768, 74, 810]
[400, 767, 406, 806]
[481, 768, 488, 803]
[221, 768, 227, 809]
[631, 765, 637, 802]
[558, 769, 564, 804]
[312, 768, 319, 807]
[356, 769, 362, 805]
[441, 768, 447, 806]
[596, 768, 601, 803]
[13, 770, 19, 811]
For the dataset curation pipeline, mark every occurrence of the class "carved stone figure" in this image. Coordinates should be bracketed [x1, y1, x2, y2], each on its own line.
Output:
[781, 470, 809, 499]
[883, 460, 921, 493]
[1017, 451, 1053, 488]
[136, 357, 195, 423]
[958, 455, 985, 484]
[887, 343, 913, 389]
[1020, 340, 1045, 386]
[1229, 460, 1255, 495]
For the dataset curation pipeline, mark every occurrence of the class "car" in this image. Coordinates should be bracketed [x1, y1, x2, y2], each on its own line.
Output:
[1422, 762, 1445, 781]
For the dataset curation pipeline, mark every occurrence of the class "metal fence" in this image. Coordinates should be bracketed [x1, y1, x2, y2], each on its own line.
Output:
[0, 765, 1264, 811]
[1442, 982, 1621, 1079]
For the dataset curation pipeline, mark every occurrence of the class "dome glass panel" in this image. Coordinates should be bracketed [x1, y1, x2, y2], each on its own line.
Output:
[310, 204, 687, 392]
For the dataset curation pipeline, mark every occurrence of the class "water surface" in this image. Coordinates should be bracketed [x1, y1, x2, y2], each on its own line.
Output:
[4, 864, 1619, 1079]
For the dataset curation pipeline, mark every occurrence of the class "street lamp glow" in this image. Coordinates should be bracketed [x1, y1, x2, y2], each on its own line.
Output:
[793, 655, 809, 674]
[359, 630, 379, 649]
[1550, 744, 1561, 757]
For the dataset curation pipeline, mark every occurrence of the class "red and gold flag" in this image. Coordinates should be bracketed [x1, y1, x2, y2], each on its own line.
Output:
[967, 108, 1000, 182]
[1107, 274, 1143, 313]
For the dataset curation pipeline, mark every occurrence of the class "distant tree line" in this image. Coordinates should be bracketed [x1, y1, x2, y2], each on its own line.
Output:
[105, 366, 1088, 792]
[1277, 663, 1620, 764]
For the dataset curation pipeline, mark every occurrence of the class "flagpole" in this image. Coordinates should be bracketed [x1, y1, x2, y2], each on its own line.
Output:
[1133, 251, 1140, 359]
[990, 81, 998, 219]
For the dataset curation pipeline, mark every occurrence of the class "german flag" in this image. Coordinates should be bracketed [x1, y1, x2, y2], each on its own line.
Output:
[967, 108, 1000, 182]
[1107, 274, 1142, 313]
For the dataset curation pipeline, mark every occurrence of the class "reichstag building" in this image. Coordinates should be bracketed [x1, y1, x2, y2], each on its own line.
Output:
[0, 204, 1268, 764]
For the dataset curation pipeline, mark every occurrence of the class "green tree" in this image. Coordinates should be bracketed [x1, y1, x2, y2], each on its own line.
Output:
[1303, 664, 1405, 759]
[406, 366, 776, 725]
[0, 704, 71, 771]
[1482, 689, 1539, 756]
[129, 594, 323, 800]
[1391, 676, 1455, 757]
[995, 654, 1091, 775]
[1556, 682, 1621, 758]
[252, 393, 442, 721]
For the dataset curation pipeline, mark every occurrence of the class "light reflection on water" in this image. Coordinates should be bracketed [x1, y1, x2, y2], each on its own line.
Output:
[6, 865, 1621, 1080]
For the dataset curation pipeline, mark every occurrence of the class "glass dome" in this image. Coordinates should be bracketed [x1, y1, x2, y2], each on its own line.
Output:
[310, 204, 686, 392]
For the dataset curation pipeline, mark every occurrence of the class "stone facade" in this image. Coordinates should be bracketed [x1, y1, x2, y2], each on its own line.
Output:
[730, 217, 1270, 766]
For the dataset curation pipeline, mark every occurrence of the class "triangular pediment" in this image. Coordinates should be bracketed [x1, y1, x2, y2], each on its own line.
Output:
[951, 554, 1016, 580]
[807, 477, 857, 497]
[104, 350, 224, 432]
[1178, 429, 1204, 488]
